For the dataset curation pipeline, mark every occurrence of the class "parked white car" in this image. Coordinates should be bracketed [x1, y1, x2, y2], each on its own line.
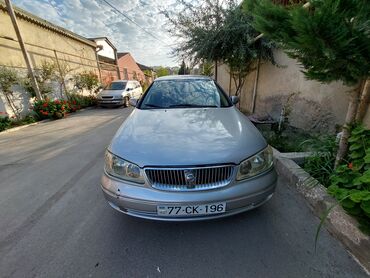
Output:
[97, 80, 143, 107]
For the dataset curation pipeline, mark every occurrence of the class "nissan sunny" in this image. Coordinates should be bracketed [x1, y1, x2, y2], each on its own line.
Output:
[101, 75, 277, 221]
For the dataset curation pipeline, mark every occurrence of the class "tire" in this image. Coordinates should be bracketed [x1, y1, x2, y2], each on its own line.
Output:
[123, 96, 130, 107]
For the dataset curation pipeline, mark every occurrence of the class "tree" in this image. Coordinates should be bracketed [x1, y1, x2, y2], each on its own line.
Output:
[217, 6, 276, 96]
[164, 2, 275, 95]
[178, 60, 190, 75]
[163, 0, 238, 80]
[246, 0, 370, 166]
[156, 67, 169, 77]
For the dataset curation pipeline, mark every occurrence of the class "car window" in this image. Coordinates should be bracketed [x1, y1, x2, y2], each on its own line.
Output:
[139, 79, 231, 109]
[105, 82, 127, 90]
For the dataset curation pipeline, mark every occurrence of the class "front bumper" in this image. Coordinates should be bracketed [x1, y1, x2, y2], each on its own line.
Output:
[100, 168, 277, 221]
[98, 99, 124, 106]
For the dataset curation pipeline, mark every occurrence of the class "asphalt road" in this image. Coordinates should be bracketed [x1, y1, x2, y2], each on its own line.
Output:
[0, 107, 367, 278]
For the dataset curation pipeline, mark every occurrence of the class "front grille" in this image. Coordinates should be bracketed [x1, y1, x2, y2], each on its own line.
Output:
[102, 96, 114, 99]
[145, 165, 235, 191]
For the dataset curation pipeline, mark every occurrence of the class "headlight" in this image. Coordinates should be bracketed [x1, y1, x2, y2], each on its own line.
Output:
[105, 151, 144, 184]
[236, 146, 273, 180]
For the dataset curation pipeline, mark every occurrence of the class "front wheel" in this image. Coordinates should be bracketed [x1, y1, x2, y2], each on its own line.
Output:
[123, 96, 130, 107]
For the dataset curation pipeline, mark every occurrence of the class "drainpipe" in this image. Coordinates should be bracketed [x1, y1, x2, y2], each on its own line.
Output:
[114, 50, 121, 80]
[95, 46, 103, 83]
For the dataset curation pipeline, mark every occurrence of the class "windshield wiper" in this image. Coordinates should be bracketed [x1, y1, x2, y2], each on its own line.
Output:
[168, 104, 218, 108]
[144, 104, 164, 108]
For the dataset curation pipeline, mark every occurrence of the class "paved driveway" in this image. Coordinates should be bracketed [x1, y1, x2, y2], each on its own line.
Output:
[0, 108, 367, 278]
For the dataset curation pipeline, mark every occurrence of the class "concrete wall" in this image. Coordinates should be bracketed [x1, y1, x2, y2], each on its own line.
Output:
[0, 8, 98, 117]
[217, 50, 370, 133]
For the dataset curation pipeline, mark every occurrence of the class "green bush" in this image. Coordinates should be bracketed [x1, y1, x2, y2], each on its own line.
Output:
[32, 98, 70, 120]
[32, 95, 97, 120]
[328, 125, 370, 234]
[68, 93, 97, 108]
[74, 71, 99, 91]
[302, 136, 337, 187]
[0, 116, 11, 131]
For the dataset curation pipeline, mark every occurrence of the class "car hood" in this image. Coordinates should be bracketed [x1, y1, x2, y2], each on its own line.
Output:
[109, 107, 267, 167]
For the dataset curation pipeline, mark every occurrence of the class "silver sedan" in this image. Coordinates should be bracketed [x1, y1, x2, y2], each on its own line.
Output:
[101, 75, 277, 221]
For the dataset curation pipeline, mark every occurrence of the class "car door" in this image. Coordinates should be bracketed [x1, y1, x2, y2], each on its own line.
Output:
[136, 82, 143, 98]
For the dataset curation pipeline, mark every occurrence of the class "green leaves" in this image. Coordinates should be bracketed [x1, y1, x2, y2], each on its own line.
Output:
[326, 125, 370, 233]
[0, 66, 18, 93]
[245, 0, 370, 85]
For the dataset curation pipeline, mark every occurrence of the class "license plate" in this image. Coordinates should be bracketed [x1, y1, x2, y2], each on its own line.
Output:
[157, 202, 226, 216]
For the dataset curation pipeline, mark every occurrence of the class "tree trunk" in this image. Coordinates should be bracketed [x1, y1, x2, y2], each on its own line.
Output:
[335, 81, 364, 168]
[355, 79, 370, 122]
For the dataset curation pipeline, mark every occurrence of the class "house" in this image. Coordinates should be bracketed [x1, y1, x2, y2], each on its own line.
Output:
[117, 52, 146, 83]
[137, 63, 156, 84]
[88, 37, 120, 85]
[0, 1, 98, 73]
[0, 0, 99, 116]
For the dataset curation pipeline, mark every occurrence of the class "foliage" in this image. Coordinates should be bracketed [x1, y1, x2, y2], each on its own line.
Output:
[74, 71, 100, 91]
[32, 95, 97, 120]
[258, 125, 316, 152]
[328, 125, 370, 233]
[68, 93, 98, 108]
[163, 0, 237, 64]
[0, 113, 37, 132]
[0, 115, 11, 131]
[302, 136, 337, 187]
[178, 61, 190, 75]
[156, 67, 170, 77]
[0, 66, 18, 93]
[199, 61, 214, 76]
[33, 98, 70, 119]
[245, 0, 370, 86]
[219, 6, 276, 95]
[23, 60, 57, 97]
[164, 1, 276, 95]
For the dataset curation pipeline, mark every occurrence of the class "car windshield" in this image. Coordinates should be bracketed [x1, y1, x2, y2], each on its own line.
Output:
[140, 79, 231, 109]
[105, 82, 127, 90]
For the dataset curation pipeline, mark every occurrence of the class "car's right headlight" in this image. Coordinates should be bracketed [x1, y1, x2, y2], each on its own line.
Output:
[104, 150, 144, 184]
[236, 146, 273, 181]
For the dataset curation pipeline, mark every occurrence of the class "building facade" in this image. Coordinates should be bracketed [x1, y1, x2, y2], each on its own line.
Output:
[0, 1, 99, 116]
[117, 52, 146, 83]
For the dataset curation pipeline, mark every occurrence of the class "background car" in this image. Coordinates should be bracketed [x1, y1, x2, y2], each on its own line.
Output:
[101, 75, 277, 221]
[97, 80, 142, 107]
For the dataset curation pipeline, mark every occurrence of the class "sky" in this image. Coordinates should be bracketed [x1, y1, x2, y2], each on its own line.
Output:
[12, 0, 180, 67]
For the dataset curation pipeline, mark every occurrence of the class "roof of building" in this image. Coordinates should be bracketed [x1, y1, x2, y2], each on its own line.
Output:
[117, 52, 130, 59]
[137, 63, 153, 71]
[0, 0, 96, 47]
[88, 37, 117, 51]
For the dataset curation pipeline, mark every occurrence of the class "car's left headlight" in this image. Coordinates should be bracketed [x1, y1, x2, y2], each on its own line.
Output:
[104, 151, 144, 184]
[236, 146, 273, 180]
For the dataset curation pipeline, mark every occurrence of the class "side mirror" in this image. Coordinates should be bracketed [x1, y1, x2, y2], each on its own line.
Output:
[129, 98, 138, 107]
[230, 96, 239, 105]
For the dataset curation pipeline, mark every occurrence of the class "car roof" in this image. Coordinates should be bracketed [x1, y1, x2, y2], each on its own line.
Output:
[155, 75, 214, 81]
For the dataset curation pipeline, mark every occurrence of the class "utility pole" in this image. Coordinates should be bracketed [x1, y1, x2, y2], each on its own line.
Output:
[5, 0, 42, 100]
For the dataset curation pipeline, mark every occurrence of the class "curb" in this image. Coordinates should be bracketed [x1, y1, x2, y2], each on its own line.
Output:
[0, 119, 51, 135]
[273, 149, 370, 274]
[0, 106, 97, 135]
